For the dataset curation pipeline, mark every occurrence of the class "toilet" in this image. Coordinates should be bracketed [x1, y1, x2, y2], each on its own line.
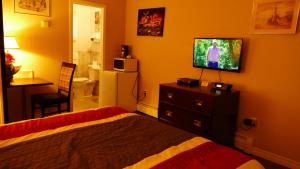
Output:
[73, 65, 100, 99]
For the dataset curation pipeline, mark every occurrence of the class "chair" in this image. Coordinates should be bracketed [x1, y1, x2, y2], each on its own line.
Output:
[31, 62, 76, 118]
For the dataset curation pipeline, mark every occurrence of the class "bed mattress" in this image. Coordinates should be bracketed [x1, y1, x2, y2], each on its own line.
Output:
[0, 107, 264, 169]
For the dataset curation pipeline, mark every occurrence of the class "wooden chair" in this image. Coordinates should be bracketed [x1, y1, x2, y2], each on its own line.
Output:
[31, 62, 76, 118]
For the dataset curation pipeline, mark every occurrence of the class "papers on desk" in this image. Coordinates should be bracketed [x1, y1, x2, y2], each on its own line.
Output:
[14, 70, 34, 79]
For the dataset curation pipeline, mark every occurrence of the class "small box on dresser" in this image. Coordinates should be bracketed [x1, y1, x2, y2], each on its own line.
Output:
[158, 83, 240, 146]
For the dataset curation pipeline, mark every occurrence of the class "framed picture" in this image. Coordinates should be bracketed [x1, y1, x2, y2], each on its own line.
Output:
[95, 11, 100, 32]
[15, 0, 50, 17]
[137, 7, 165, 36]
[250, 0, 300, 34]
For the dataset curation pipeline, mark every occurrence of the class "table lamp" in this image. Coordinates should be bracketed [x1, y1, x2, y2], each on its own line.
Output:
[4, 37, 19, 51]
[4, 36, 21, 81]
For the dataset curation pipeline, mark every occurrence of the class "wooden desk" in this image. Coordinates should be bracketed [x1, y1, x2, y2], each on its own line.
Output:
[11, 78, 53, 87]
[9, 78, 53, 121]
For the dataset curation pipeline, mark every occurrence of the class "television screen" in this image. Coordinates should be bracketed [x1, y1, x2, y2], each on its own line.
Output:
[193, 38, 243, 72]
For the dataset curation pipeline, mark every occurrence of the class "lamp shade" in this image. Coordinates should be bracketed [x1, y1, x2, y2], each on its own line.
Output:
[4, 37, 19, 49]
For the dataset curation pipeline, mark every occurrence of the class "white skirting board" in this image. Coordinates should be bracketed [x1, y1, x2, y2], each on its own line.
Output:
[235, 132, 300, 169]
[252, 148, 300, 169]
[137, 103, 300, 169]
[136, 102, 158, 118]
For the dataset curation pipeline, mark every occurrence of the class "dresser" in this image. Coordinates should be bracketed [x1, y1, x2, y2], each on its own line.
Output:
[158, 83, 240, 146]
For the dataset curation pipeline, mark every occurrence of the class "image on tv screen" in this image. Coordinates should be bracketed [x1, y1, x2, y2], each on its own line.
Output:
[193, 38, 243, 72]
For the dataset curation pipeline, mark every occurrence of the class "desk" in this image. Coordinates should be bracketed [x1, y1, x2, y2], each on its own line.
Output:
[11, 78, 53, 87]
[9, 78, 53, 121]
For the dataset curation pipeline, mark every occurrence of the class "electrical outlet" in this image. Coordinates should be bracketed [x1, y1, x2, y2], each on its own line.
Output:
[250, 118, 257, 126]
[243, 118, 257, 127]
[143, 90, 148, 97]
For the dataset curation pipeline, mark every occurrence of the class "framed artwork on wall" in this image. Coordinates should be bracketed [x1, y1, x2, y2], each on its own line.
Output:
[15, 0, 50, 17]
[137, 7, 165, 36]
[250, 0, 300, 34]
[95, 11, 100, 32]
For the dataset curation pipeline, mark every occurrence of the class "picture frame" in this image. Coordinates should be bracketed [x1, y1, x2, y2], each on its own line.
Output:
[250, 0, 300, 34]
[137, 7, 165, 36]
[15, 0, 50, 17]
[95, 11, 100, 32]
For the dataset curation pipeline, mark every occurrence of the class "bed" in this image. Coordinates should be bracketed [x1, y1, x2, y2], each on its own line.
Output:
[0, 106, 264, 169]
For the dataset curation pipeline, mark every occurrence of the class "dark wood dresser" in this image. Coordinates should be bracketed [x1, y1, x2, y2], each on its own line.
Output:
[158, 83, 240, 146]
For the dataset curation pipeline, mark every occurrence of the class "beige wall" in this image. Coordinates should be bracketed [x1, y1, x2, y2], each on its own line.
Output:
[3, 0, 125, 82]
[1, 0, 125, 118]
[3, 0, 70, 90]
[3, 0, 126, 83]
[125, 0, 300, 163]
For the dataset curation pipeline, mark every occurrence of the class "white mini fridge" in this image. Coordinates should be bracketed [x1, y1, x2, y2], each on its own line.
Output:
[99, 70, 138, 112]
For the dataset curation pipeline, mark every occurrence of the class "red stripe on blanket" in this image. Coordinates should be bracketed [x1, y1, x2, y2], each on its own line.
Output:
[0, 106, 128, 140]
[152, 142, 251, 169]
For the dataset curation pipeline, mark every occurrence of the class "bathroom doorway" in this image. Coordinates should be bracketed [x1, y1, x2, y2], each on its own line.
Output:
[71, 2, 104, 111]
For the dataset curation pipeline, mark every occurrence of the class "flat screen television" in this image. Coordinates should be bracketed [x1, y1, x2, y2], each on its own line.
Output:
[193, 38, 243, 72]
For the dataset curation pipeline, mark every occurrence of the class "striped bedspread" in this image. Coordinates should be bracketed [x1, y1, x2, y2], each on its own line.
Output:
[0, 106, 264, 169]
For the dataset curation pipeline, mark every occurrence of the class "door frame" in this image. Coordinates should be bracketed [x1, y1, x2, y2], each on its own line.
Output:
[0, 0, 9, 124]
[69, 0, 106, 110]
[69, 0, 106, 71]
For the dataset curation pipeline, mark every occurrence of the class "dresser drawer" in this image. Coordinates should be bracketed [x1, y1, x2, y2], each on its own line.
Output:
[184, 114, 210, 136]
[185, 92, 213, 116]
[158, 103, 185, 125]
[160, 86, 182, 104]
[160, 86, 213, 116]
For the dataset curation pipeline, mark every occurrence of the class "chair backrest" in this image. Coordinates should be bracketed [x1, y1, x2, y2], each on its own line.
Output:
[58, 62, 76, 97]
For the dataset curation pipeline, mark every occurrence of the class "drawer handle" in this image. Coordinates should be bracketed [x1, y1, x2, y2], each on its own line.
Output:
[165, 110, 173, 117]
[167, 93, 173, 99]
[195, 99, 204, 107]
[193, 120, 202, 127]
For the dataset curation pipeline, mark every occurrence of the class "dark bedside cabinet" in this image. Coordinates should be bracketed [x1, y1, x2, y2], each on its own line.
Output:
[158, 83, 240, 146]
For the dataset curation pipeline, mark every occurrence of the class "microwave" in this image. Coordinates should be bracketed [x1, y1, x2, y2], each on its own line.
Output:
[113, 58, 138, 72]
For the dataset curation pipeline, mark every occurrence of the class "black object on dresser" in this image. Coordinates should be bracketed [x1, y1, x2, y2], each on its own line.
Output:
[158, 83, 240, 146]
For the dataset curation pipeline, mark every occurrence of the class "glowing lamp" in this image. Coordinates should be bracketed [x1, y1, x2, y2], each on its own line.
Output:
[4, 37, 19, 49]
